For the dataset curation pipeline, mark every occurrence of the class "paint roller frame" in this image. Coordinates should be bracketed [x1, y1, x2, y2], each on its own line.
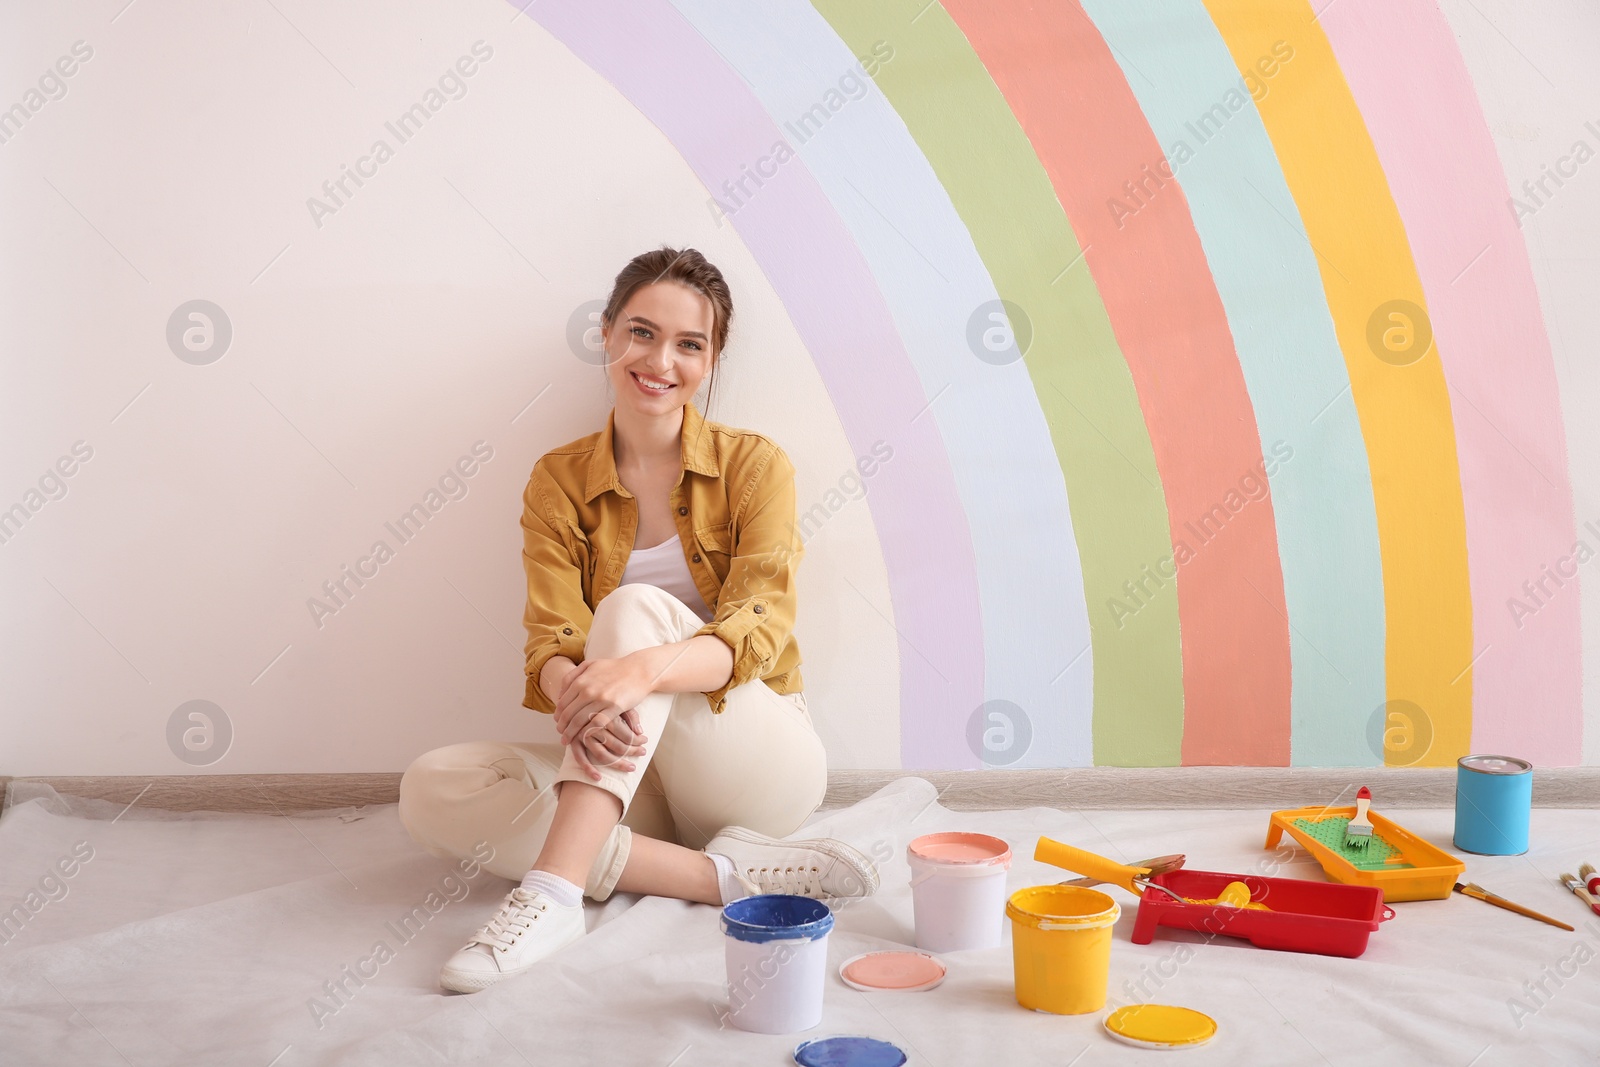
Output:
[1035, 838, 1189, 903]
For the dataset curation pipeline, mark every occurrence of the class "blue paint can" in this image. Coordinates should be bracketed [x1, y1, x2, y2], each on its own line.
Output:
[1454, 754, 1533, 856]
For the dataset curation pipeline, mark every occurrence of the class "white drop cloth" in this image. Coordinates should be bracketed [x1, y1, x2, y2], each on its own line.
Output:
[0, 777, 1595, 1065]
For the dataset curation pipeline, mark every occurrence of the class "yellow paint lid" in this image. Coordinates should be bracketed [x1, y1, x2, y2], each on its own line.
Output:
[1103, 1004, 1217, 1049]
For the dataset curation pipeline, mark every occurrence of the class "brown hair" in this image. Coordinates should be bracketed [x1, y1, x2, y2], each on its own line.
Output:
[601, 245, 732, 416]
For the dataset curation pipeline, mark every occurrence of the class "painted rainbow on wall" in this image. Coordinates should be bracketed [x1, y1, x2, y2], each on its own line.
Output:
[512, 0, 1582, 770]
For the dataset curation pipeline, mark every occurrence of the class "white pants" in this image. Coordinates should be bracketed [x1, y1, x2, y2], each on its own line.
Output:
[397, 583, 829, 900]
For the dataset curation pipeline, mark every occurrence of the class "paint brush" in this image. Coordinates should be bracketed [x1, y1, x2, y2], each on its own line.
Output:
[1343, 786, 1374, 850]
[1559, 874, 1600, 917]
[1580, 862, 1600, 898]
[1453, 882, 1575, 932]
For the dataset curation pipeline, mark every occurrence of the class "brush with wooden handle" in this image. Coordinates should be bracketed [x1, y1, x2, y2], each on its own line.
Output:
[1343, 786, 1375, 850]
[1559, 873, 1600, 917]
[1453, 881, 1575, 931]
[1058, 854, 1185, 888]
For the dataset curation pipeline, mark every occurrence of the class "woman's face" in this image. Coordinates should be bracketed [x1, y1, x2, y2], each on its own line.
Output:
[601, 282, 716, 416]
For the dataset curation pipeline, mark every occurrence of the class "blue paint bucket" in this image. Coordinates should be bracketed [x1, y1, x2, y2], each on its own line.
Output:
[721, 895, 834, 1034]
[1454, 754, 1533, 856]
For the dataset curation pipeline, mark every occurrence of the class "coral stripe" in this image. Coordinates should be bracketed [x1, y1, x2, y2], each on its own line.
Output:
[944, 0, 1295, 764]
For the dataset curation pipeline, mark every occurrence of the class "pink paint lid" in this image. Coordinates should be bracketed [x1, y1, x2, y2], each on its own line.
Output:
[838, 950, 947, 992]
[906, 832, 1013, 868]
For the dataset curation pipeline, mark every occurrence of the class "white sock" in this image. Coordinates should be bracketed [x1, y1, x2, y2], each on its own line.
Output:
[708, 852, 748, 905]
[520, 868, 584, 907]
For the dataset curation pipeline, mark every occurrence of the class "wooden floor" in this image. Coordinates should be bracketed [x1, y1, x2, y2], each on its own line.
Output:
[4, 766, 1597, 816]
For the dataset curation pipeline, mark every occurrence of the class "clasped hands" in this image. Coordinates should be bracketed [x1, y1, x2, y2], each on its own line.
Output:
[551, 651, 657, 782]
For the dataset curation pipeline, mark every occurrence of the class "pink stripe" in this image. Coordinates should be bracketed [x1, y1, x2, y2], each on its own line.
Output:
[1322, 1, 1582, 763]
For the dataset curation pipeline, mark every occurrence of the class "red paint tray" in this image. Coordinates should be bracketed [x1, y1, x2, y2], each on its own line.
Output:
[1131, 869, 1395, 959]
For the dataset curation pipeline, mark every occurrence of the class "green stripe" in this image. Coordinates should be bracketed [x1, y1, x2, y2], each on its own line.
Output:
[813, 0, 1184, 765]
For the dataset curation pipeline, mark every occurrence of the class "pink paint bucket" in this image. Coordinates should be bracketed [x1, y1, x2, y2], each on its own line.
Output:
[906, 832, 1014, 952]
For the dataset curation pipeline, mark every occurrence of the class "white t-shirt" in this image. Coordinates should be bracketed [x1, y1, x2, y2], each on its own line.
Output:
[618, 533, 715, 623]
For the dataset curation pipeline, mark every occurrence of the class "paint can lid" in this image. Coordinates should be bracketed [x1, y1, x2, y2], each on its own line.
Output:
[792, 1035, 907, 1067]
[720, 894, 834, 944]
[1103, 1004, 1218, 1049]
[837, 950, 947, 993]
[1005, 885, 1121, 931]
[906, 832, 1013, 869]
[1459, 754, 1533, 775]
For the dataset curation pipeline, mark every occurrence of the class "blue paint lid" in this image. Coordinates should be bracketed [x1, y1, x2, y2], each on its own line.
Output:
[792, 1035, 907, 1067]
[721, 894, 835, 944]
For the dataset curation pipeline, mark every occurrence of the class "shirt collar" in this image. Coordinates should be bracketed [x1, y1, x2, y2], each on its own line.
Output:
[584, 402, 720, 503]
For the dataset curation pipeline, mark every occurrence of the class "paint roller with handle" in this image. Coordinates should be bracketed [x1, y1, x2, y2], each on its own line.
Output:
[1035, 837, 1189, 902]
[1057, 852, 1187, 889]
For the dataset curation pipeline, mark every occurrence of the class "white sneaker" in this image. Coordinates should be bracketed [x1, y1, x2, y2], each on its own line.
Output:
[706, 825, 881, 901]
[438, 886, 587, 993]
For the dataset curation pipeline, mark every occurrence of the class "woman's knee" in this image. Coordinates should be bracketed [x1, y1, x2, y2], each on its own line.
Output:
[592, 582, 671, 629]
[397, 748, 443, 838]
[397, 742, 497, 837]
[588, 584, 692, 658]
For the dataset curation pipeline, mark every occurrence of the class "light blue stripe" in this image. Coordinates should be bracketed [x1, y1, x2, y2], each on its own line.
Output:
[1079, 0, 1386, 766]
[670, 0, 1095, 766]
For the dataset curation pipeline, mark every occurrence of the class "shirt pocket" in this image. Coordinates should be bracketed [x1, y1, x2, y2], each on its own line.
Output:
[694, 520, 733, 581]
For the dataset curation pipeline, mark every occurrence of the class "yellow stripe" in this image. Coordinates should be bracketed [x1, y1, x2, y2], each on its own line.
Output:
[1201, 0, 1473, 766]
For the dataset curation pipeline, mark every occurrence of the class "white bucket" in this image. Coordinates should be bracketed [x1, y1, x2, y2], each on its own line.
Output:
[907, 832, 1014, 953]
[720, 894, 835, 1034]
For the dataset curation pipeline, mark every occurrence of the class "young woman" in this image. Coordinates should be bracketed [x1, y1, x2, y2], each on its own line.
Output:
[398, 247, 879, 993]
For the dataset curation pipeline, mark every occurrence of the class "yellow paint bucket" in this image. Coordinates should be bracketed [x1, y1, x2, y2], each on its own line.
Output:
[1005, 885, 1120, 1015]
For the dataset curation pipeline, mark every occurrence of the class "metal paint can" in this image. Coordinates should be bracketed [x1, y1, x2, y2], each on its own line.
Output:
[1454, 754, 1533, 856]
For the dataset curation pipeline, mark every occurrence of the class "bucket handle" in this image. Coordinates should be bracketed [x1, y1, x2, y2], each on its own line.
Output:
[1380, 905, 1396, 923]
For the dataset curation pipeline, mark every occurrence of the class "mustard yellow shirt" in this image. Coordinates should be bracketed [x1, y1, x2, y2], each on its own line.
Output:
[521, 401, 804, 715]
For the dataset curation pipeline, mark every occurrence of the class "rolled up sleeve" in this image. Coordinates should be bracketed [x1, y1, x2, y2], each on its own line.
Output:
[693, 444, 802, 714]
[521, 469, 592, 714]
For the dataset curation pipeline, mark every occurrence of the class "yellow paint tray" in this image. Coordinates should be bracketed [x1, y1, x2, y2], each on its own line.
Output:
[1265, 804, 1464, 902]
